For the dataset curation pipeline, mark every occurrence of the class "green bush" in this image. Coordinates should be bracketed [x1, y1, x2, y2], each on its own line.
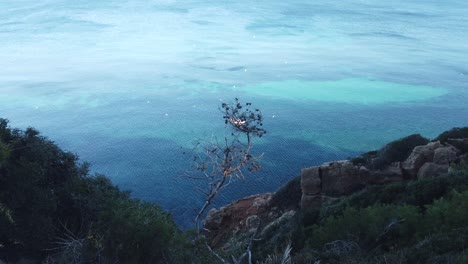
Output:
[296, 190, 468, 263]
[350, 150, 377, 167]
[0, 141, 8, 165]
[91, 198, 183, 263]
[422, 191, 468, 235]
[323, 170, 468, 219]
[0, 119, 193, 263]
[434, 127, 468, 143]
[271, 176, 301, 211]
[0, 125, 89, 255]
[307, 205, 420, 251]
[434, 127, 468, 154]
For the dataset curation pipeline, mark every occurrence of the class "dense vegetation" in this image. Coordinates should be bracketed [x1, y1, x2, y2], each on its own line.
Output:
[1, 118, 467, 264]
[0, 119, 194, 263]
[252, 165, 468, 264]
[351, 134, 429, 169]
[254, 129, 468, 264]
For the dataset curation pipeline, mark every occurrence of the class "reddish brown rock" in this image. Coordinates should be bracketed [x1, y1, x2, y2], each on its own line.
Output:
[203, 193, 273, 247]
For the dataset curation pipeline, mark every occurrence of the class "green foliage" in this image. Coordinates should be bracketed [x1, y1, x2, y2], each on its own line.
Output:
[0, 123, 90, 255]
[294, 190, 468, 263]
[271, 176, 301, 211]
[89, 198, 183, 263]
[350, 150, 377, 166]
[0, 141, 9, 165]
[434, 127, 468, 143]
[323, 170, 468, 219]
[257, 243, 293, 264]
[0, 119, 193, 263]
[255, 134, 468, 263]
[1, 118, 467, 264]
[434, 127, 468, 153]
[307, 205, 420, 250]
[451, 160, 468, 173]
[423, 191, 468, 235]
[257, 161, 468, 263]
[352, 134, 429, 169]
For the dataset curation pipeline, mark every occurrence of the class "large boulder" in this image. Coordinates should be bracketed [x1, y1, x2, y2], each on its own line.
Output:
[417, 162, 449, 180]
[433, 146, 458, 165]
[301, 166, 321, 195]
[320, 160, 364, 196]
[402, 141, 442, 178]
[203, 193, 273, 247]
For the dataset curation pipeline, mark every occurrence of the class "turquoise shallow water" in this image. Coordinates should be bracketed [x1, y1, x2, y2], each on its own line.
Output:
[1, 0, 468, 228]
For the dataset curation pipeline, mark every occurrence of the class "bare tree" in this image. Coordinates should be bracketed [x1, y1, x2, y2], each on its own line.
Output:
[188, 98, 266, 234]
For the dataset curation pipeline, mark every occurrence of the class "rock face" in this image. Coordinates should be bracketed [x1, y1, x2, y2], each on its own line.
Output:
[417, 162, 449, 179]
[301, 167, 321, 195]
[300, 140, 468, 210]
[320, 161, 364, 195]
[433, 146, 458, 165]
[301, 160, 365, 196]
[203, 193, 274, 247]
[301, 161, 367, 210]
[402, 142, 442, 178]
[204, 138, 468, 250]
[301, 160, 403, 209]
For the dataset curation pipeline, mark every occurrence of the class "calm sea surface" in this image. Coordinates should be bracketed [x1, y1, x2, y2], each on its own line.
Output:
[1, 0, 467, 227]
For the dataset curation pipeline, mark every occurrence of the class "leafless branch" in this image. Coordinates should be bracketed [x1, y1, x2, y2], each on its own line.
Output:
[187, 99, 267, 234]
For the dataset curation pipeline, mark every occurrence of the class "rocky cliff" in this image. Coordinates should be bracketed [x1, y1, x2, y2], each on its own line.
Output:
[300, 139, 466, 210]
[203, 132, 468, 250]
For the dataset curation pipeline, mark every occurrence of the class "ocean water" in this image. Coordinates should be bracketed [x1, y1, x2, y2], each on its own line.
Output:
[1, 0, 467, 228]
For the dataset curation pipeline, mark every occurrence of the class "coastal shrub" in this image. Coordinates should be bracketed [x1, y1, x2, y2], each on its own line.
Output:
[90, 198, 182, 263]
[271, 176, 301, 210]
[0, 141, 8, 165]
[350, 150, 377, 166]
[288, 208, 321, 252]
[0, 119, 192, 263]
[434, 127, 468, 153]
[434, 127, 468, 143]
[256, 177, 313, 259]
[307, 205, 420, 251]
[372, 134, 429, 169]
[0, 125, 89, 256]
[323, 169, 468, 219]
[451, 161, 468, 174]
[422, 191, 468, 235]
[297, 191, 468, 263]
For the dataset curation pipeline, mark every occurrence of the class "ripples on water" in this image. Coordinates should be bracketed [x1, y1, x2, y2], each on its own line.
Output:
[1, 0, 467, 227]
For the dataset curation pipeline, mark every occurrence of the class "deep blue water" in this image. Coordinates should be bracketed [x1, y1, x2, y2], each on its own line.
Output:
[1, 0, 467, 228]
